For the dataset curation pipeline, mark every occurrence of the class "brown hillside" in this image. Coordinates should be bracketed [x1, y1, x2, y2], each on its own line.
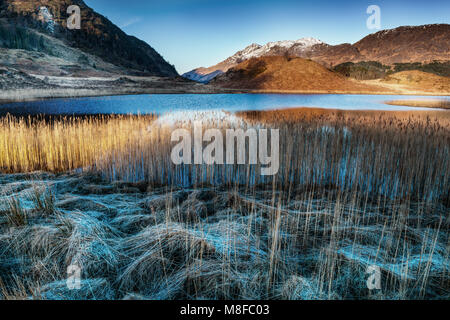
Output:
[380, 71, 450, 93]
[313, 24, 450, 67]
[353, 25, 450, 65]
[212, 56, 384, 92]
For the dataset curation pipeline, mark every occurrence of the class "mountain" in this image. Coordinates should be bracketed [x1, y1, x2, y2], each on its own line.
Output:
[216, 37, 323, 69]
[313, 24, 450, 67]
[184, 24, 450, 82]
[352, 25, 450, 65]
[211, 56, 384, 93]
[183, 38, 323, 82]
[0, 0, 178, 77]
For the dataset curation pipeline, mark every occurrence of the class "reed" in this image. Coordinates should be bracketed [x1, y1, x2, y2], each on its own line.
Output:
[0, 109, 448, 300]
[0, 110, 448, 201]
[385, 99, 450, 110]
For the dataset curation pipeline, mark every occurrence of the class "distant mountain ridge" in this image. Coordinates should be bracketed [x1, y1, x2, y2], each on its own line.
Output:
[184, 24, 450, 82]
[0, 0, 178, 77]
[314, 24, 450, 67]
[224, 38, 323, 66]
[183, 37, 324, 82]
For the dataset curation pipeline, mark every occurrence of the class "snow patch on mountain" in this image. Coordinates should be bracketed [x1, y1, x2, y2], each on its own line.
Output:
[183, 69, 224, 83]
[227, 37, 323, 63]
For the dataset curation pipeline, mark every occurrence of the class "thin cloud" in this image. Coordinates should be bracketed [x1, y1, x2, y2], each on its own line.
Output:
[120, 17, 142, 29]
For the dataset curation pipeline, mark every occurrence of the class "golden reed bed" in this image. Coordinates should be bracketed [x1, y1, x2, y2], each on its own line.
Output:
[0, 108, 449, 199]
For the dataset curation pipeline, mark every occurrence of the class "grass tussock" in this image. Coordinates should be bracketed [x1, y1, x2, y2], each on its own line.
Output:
[0, 173, 448, 300]
[0, 108, 449, 300]
[4, 196, 27, 227]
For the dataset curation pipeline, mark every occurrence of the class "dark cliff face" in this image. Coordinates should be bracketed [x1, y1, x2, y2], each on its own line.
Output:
[0, 0, 178, 77]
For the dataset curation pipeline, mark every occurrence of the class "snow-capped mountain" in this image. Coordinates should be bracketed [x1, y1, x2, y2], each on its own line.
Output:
[228, 38, 323, 64]
[183, 37, 325, 82]
[183, 24, 450, 83]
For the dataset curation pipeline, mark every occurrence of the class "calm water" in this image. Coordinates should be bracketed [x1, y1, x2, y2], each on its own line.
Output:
[0, 94, 449, 115]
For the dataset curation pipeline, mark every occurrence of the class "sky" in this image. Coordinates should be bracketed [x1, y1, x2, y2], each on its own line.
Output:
[84, 0, 450, 74]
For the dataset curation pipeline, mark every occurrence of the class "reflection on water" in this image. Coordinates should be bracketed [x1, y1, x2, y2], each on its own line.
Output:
[0, 93, 449, 116]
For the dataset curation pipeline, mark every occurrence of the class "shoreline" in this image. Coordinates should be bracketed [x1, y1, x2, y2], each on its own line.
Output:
[385, 99, 450, 110]
[0, 87, 241, 105]
[246, 89, 450, 96]
[1, 87, 449, 106]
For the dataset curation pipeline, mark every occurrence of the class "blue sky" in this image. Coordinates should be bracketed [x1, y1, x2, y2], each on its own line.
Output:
[84, 0, 449, 74]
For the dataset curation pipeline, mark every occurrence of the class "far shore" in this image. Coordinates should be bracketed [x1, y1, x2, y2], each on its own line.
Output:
[385, 99, 450, 110]
[0, 87, 240, 105]
[0, 85, 449, 105]
[247, 89, 450, 96]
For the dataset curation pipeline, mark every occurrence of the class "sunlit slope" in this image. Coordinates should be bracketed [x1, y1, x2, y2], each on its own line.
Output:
[212, 56, 385, 92]
[380, 71, 450, 93]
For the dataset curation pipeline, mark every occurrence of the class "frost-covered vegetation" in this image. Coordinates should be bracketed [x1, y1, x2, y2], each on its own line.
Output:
[0, 109, 449, 300]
